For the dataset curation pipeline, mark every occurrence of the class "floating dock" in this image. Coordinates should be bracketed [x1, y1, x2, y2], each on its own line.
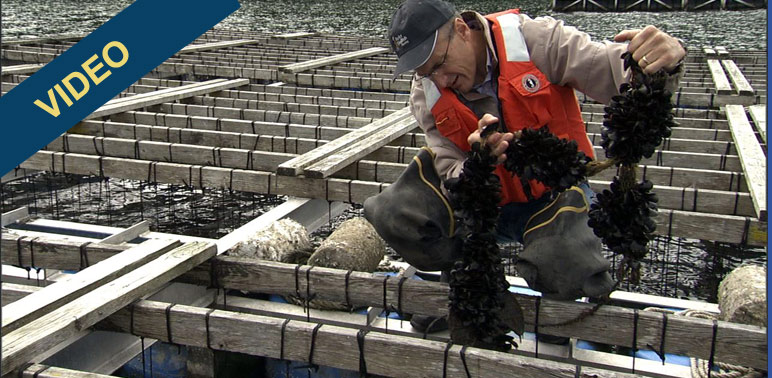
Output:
[1, 30, 767, 377]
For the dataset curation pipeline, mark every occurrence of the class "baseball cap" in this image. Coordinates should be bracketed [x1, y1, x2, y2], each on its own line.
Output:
[388, 0, 456, 79]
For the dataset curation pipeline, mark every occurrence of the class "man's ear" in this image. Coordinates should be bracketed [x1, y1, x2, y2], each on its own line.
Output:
[454, 17, 471, 40]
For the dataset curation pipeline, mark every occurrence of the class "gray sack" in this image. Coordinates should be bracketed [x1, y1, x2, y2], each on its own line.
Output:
[363, 147, 462, 271]
[516, 186, 616, 300]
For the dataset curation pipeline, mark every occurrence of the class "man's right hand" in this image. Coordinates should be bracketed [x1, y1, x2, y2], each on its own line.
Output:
[467, 114, 515, 165]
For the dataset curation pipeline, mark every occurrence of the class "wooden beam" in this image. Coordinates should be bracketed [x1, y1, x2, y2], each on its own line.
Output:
[748, 104, 766, 144]
[1, 34, 85, 46]
[101, 299, 618, 377]
[721, 60, 754, 96]
[1, 241, 216, 373]
[2, 282, 41, 304]
[220, 294, 690, 378]
[2, 207, 30, 227]
[98, 220, 150, 245]
[272, 32, 317, 40]
[277, 107, 411, 176]
[303, 113, 417, 178]
[72, 120, 421, 165]
[279, 47, 389, 74]
[724, 105, 766, 220]
[1, 231, 130, 270]
[16, 151, 766, 246]
[706, 59, 732, 95]
[589, 180, 756, 217]
[18, 364, 120, 378]
[179, 39, 260, 54]
[714, 46, 730, 58]
[2, 238, 180, 334]
[85, 79, 249, 119]
[2, 63, 45, 76]
[165, 258, 764, 370]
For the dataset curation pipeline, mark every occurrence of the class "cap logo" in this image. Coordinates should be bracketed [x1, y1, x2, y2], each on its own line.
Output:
[392, 34, 409, 51]
[522, 74, 540, 93]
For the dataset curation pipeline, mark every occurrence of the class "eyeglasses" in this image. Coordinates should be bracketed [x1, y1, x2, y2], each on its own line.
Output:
[417, 24, 454, 79]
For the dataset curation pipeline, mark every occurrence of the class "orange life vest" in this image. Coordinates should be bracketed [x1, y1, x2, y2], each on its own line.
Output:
[428, 9, 594, 205]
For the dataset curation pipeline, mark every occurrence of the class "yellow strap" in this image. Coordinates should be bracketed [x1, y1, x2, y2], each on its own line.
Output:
[522, 186, 589, 240]
[413, 152, 455, 237]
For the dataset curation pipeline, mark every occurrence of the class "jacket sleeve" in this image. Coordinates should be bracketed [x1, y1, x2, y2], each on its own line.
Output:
[520, 14, 682, 104]
[409, 77, 467, 181]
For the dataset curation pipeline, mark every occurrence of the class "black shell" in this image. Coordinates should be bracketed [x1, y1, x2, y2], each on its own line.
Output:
[601, 52, 676, 166]
[445, 141, 522, 351]
[503, 126, 590, 197]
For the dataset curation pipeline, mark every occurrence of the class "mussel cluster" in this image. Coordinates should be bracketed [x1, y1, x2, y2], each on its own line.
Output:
[503, 126, 590, 199]
[589, 52, 676, 282]
[601, 52, 676, 165]
[588, 177, 658, 283]
[445, 139, 523, 351]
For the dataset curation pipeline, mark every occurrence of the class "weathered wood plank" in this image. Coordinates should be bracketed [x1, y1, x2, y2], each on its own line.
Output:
[98, 220, 150, 245]
[279, 47, 389, 74]
[706, 59, 732, 95]
[277, 107, 411, 176]
[2, 282, 41, 304]
[748, 104, 766, 143]
[658, 209, 766, 246]
[703, 46, 717, 57]
[304, 112, 417, 178]
[19, 364, 119, 378]
[17, 151, 765, 245]
[725, 105, 767, 220]
[272, 32, 318, 40]
[721, 60, 754, 96]
[1, 34, 84, 46]
[2, 63, 45, 76]
[714, 46, 730, 58]
[1, 207, 30, 227]
[171, 257, 768, 370]
[86, 79, 249, 119]
[179, 39, 260, 54]
[2, 239, 180, 334]
[101, 300, 596, 377]
[72, 120, 421, 166]
[589, 180, 756, 217]
[1, 230, 130, 269]
[47, 134, 295, 172]
[1, 241, 216, 373]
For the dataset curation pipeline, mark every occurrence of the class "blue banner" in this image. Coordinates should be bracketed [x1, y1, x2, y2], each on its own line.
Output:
[0, 0, 240, 176]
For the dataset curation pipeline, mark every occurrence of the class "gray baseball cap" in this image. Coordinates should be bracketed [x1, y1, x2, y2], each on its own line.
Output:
[388, 0, 456, 79]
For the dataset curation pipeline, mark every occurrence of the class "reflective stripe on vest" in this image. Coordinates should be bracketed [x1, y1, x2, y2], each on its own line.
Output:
[495, 13, 529, 62]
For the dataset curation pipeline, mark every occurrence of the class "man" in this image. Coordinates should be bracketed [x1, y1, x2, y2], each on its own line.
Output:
[364, 0, 686, 332]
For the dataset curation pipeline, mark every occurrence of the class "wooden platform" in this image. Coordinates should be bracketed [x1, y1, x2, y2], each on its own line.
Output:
[0, 30, 768, 377]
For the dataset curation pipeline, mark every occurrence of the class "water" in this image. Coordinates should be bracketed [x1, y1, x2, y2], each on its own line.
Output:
[1, 0, 767, 49]
[0, 1, 767, 302]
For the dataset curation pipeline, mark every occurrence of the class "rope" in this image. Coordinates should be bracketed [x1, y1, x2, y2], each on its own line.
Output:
[442, 341, 454, 378]
[357, 329, 369, 377]
[641, 308, 763, 378]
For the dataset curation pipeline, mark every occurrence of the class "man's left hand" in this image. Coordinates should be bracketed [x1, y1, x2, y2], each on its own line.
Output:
[614, 25, 686, 74]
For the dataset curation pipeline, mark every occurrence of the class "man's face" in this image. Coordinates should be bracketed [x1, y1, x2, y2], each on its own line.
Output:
[415, 21, 478, 93]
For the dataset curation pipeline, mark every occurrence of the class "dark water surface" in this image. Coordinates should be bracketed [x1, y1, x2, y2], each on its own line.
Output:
[1, 1, 767, 302]
[1, 0, 767, 49]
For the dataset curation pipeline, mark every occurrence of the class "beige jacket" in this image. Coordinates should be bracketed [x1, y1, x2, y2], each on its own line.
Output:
[409, 11, 682, 182]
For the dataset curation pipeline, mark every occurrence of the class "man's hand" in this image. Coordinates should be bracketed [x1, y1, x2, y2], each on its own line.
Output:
[467, 114, 515, 165]
[614, 25, 686, 74]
